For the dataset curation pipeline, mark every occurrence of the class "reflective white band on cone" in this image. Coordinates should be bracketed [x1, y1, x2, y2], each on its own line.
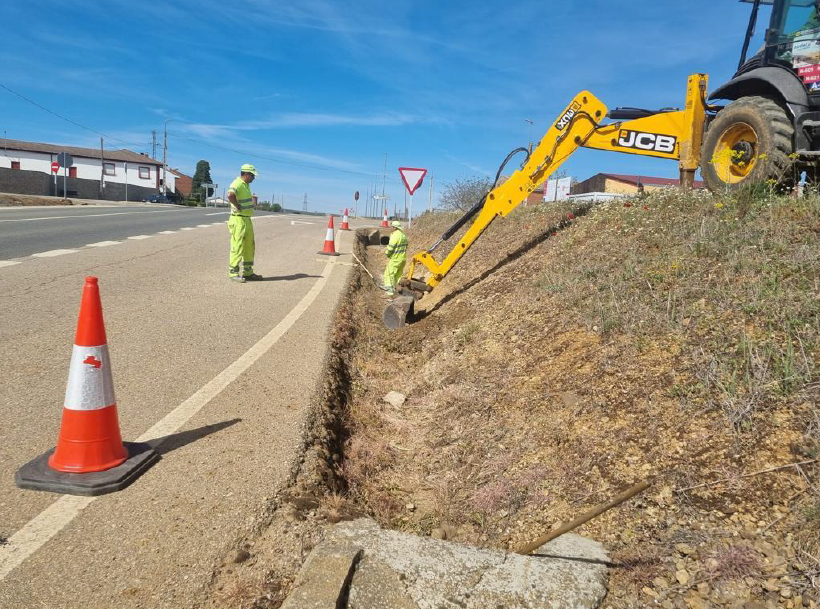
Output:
[64, 345, 116, 411]
[325, 228, 334, 241]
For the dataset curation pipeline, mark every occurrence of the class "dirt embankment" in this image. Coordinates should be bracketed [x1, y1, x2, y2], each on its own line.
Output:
[336, 192, 820, 608]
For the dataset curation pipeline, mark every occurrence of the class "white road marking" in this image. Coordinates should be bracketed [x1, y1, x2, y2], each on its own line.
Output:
[291, 220, 314, 225]
[0, 233, 346, 580]
[157, 231, 176, 235]
[0, 260, 21, 267]
[205, 212, 229, 216]
[196, 224, 211, 228]
[180, 227, 196, 231]
[86, 241, 120, 248]
[0, 210, 184, 224]
[127, 235, 151, 240]
[211, 223, 224, 226]
[31, 249, 78, 258]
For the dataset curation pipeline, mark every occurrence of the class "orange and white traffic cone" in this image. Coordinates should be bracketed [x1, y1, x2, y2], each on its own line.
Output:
[15, 276, 158, 495]
[318, 215, 340, 256]
[340, 208, 350, 230]
[381, 208, 389, 227]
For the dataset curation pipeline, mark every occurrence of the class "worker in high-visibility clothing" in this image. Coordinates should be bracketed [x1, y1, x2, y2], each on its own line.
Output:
[383, 220, 408, 296]
[227, 164, 262, 283]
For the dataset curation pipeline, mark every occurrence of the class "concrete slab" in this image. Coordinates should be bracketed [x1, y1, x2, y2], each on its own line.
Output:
[280, 544, 362, 609]
[284, 518, 610, 609]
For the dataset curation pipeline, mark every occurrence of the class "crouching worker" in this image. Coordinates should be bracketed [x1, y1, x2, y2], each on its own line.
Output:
[383, 221, 408, 296]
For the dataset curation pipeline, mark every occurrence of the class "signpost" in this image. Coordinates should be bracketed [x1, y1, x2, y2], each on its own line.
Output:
[56, 152, 74, 200]
[51, 162, 60, 196]
[354, 190, 359, 218]
[397, 167, 427, 228]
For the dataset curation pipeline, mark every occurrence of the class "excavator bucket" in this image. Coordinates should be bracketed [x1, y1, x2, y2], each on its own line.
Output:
[382, 295, 416, 330]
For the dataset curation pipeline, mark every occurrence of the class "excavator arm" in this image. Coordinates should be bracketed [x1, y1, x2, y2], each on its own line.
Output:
[383, 74, 708, 329]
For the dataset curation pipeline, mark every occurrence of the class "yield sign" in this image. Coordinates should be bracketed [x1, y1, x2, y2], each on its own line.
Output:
[398, 167, 427, 195]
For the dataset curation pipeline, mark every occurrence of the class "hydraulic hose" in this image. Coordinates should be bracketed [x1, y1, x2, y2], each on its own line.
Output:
[428, 147, 530, 253]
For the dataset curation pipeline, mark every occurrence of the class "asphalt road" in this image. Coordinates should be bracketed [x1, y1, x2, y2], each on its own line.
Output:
[0, 204, 306, 260]
[0, 205, 366, 608]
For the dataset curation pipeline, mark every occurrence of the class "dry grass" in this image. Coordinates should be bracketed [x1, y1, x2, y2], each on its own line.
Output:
[705, 543, 762, 581]
[540, 189, 820, 431]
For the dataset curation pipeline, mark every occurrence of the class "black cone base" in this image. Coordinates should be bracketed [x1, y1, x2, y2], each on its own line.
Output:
[15, 441, 159, 496]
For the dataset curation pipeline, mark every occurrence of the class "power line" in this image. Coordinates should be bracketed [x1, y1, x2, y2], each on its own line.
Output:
[0, 81, 150, 150]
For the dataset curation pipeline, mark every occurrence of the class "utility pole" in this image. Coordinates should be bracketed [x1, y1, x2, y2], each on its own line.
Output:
[428, 173, 434, 213]
[162, 119, 172, 195]
[303, 193, 308, 212]
[100, 138, 105, 199]
[151, 131, 157, 159]
[381, 153, 387, 196]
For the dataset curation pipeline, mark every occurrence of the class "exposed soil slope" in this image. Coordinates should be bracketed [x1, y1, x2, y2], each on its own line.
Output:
[341, 191, 820, 608]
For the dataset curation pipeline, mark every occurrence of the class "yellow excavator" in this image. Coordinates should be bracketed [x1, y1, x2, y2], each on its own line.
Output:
[384, 0, 820, 329]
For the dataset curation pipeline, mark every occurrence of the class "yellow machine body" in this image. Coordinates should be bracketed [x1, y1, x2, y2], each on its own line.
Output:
[405, 74, 708, 293]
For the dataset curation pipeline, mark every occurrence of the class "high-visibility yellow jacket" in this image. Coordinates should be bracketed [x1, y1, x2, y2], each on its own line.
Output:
[228, 177, 254, 217]
[385, 228, 408, 260]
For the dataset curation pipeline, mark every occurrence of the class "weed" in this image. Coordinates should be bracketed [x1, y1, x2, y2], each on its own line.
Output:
[454, 322, 481, 348]
[705, 543, 762, 581]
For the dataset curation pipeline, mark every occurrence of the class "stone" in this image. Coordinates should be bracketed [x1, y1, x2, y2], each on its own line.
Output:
[283, 518, 609, 609]
[684, 592, 710, 609]
[675, 543, 695, 556]
[643, 587, 658, 598]
[231, 549, 251, 564]
[430, 528, 447, 540]
[383, 391, 407, 407]
[676, 569, 690, 585]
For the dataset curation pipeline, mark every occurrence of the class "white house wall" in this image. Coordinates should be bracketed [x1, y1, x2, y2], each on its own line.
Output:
[0, 148, 161, 187]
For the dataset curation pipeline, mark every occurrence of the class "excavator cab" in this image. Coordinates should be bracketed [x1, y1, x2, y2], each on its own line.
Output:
[701, 0, 820, 190]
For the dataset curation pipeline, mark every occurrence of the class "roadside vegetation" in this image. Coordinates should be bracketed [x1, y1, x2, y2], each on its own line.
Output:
[337, 186, 820, 606]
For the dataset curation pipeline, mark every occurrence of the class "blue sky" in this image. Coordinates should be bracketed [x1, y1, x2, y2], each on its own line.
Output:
[0, 1, 767, 213]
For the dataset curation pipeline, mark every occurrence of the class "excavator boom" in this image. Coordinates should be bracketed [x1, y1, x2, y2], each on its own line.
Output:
[383, 74, 708, 329]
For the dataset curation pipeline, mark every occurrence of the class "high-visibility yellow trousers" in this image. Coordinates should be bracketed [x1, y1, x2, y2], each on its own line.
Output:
[383, 256, 406, 291]
[228, 215, 255, 277]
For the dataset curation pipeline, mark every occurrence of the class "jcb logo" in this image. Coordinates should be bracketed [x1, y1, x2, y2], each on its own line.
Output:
[617, 130, 677, 154]
[555, 102, 581, 131]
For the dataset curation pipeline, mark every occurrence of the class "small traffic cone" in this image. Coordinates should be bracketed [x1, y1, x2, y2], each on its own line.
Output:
[381, 208, 389, 228]
[318, 215, 340, 256]
[340, 208, 350, 230]
[15, 277, 158, 496]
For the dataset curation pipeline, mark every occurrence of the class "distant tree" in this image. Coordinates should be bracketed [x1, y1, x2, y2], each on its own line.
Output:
[191, 160, 213, 201]
[272, 203, 282, 212]
[440, 176, 493, 212]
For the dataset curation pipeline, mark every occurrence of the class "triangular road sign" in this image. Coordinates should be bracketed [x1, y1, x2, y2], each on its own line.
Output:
[398, 167, 428, 195]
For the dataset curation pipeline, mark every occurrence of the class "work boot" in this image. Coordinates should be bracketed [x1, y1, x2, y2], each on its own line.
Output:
[230, 275, 246, 283]
[244, 273, 264, 281]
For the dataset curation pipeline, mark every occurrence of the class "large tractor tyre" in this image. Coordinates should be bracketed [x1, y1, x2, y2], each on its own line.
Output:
[701, 96, 795, 192]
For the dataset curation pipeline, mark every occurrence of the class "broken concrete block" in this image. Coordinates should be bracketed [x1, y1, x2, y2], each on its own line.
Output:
[282, 518, 610, 609]
[279, 543, 362, 609]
